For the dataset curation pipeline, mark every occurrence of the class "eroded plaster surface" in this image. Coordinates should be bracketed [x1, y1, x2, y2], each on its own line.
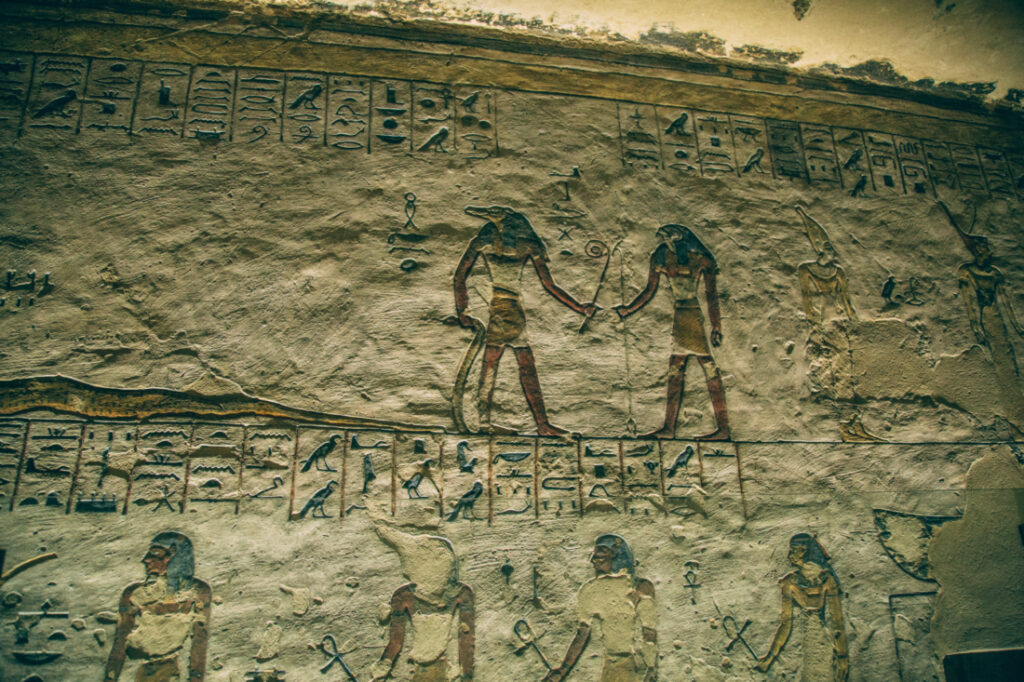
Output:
[0, 2, 1021, 681]
[309, 0, 1024, 99]
[931, 448, 1024, 658]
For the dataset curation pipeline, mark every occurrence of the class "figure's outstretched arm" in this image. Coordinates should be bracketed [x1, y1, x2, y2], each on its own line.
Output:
[755, 585, 793, 672]
[103, 585, 139, 681]
[542, 622, 592, 682]
[835, 267, 858, 321]
[458, 587, 476, 679]
[189, 582, 213, 681]
[797, 266, 821, 324]
[825, 579, 849, 682]
[636, 580, 658, 681]
[615, 253, 660, 318]
[532, 256, 597, 316]
[453, 241, 482, 328]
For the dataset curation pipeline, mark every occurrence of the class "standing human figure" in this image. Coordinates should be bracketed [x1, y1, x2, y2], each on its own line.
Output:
[792, 206, 884, 442]
[940, 201, 1024, 430]
[104, 531, 211, 682]
[453, 205, 596, 436]
[370, 524, 475, 682]
[794, 205, 857, 327]
[543, 534, 657, 682]
[756, 534, 849, 681]
[614, 224, 729, 440]
[940, 202, 1024, 376]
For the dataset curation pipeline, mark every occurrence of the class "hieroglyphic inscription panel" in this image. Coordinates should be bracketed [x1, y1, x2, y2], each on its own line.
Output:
[0, 49, 1019, 204]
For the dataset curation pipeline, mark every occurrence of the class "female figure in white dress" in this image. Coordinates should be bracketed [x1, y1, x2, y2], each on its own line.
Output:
[756, 533, 849, 681]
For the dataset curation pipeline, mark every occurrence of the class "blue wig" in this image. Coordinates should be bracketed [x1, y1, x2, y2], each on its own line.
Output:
[594, 534, 635, 575]
[150, 531, 195, 593]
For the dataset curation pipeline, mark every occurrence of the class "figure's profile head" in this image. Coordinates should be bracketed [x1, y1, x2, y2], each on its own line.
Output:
[145, 531, 195, 592]
[816, 240, 838, 267]
[592, 534, 635, 576]
[375, 524, 460, 598]
[465, 205, 516, 222]
[967, 234, 992, 266]
[466, 205, 547, 259]
[788, 533, 831, 570]
[656, 224, 688, 244]
[654, 224, 716, 270]
[947, 205, 992, 266]
[794, 206, 841, 268]
[142, 544, 173, 578]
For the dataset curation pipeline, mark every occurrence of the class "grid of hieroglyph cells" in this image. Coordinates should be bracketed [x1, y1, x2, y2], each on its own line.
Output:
[0, 418, 743, 522]
[615, 102, 1022, 201]
[1, 52, 1021, 201]
[0, 52, 499, 159]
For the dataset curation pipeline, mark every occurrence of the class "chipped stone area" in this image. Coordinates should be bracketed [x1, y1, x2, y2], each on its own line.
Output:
[731, 44, 804, 65]
[638, 29, 728, 56]
[252, 0, 1023, 103]
[792, 0, 813, 21]
[810, 60, 998, 101]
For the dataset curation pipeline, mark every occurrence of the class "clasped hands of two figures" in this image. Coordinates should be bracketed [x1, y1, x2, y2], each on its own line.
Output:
[458, 305, 723, 347]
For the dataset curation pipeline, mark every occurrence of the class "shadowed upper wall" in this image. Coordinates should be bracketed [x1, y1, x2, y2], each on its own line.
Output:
[311, 0, 1024, 100]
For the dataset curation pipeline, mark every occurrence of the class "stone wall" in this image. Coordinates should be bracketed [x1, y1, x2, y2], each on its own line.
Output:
[0, 2, 1022, 681]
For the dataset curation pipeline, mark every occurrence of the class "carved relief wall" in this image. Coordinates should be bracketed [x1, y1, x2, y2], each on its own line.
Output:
[0, 2, 1022, 681]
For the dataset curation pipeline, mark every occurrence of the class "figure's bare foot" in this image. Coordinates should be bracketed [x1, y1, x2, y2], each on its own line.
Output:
[536, 423, 572, 438]
[694, 427, 730, 442]
[640, 425, 676, 440]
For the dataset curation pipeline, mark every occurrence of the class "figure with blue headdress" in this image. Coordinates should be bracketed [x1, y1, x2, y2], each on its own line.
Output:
[103, 531, 211, 681]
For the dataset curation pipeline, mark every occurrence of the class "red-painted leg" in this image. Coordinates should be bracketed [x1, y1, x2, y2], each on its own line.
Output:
[642, 354, 688, 439]
[513, 347, 570, 437]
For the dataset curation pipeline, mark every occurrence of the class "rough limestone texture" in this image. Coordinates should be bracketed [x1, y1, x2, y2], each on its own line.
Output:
[930, 449, 1024, 657]
[0, 3, 1022, 682]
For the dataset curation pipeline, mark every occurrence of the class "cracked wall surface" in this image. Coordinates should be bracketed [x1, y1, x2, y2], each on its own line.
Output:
[308, 0, 1024, 101]
[0, 2, 1022, 681]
